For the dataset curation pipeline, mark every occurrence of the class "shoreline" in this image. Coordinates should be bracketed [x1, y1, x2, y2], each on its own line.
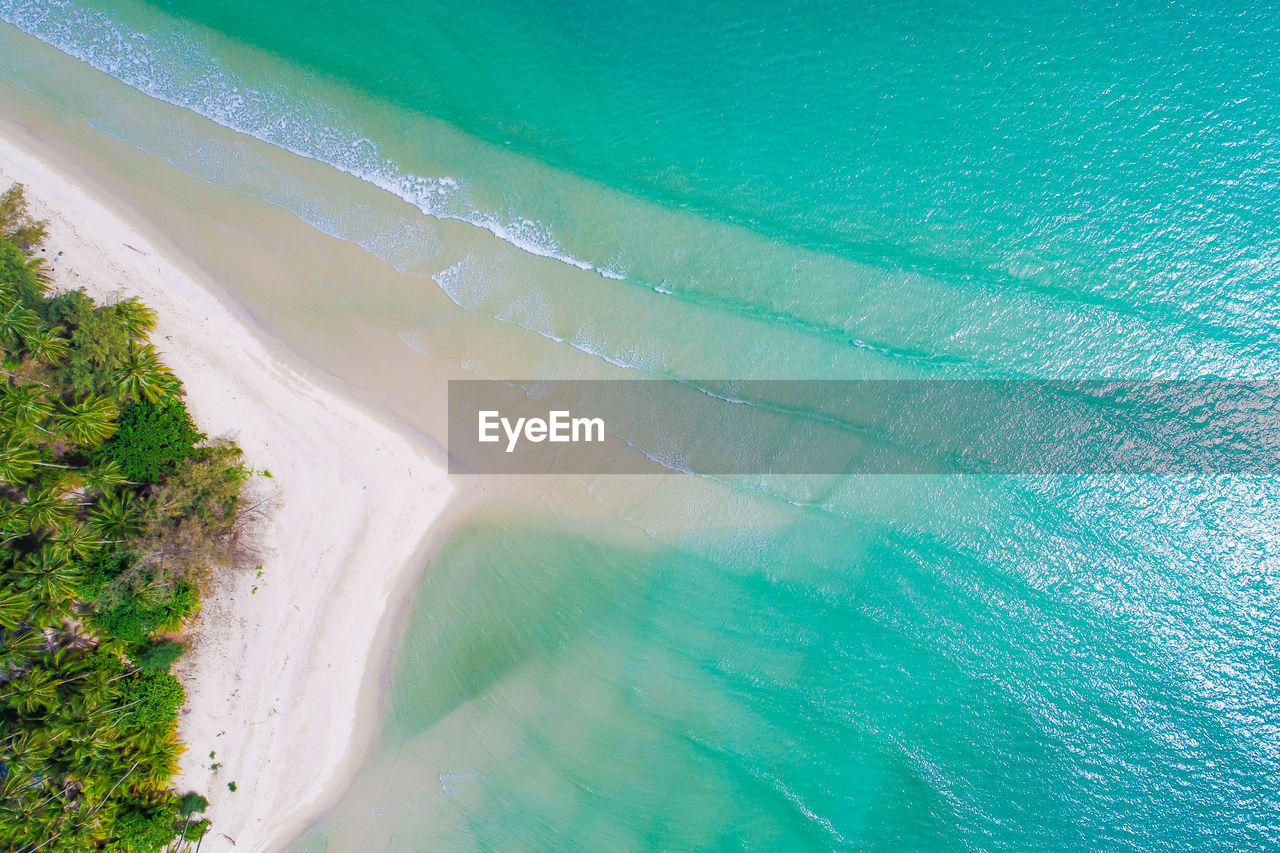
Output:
[0, 133, 456, 851]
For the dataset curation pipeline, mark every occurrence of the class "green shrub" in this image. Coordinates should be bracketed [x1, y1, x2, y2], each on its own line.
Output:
[177, 792, 209, 817]
[82, 646, 128, 680]
[97, 597, 163, 645]
[99, 397, 204, 483]
[132, 638, 185, 672]
[75, 550, 135, 600]
[45, 289, 132, 396]
[119, 670, 186, 725]
[180, 819, 210, 843]
[108, 800, 180, 853]
[96, 580, 199, 645]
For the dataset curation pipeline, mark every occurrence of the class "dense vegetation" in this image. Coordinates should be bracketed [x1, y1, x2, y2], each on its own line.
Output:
[0, 185, 248, 851]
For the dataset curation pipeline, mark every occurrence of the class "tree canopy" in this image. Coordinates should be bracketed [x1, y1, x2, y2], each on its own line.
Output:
[0, 184, 247, 852]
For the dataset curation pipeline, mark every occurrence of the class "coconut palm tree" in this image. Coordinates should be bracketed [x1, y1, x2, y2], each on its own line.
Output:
[53, 521, 101, 561]
[57, 395, 117, 447]
[1, 667, 59, 714]
[1, 384, 52, 435]
[23, 252, 51, 289]
[0, 587, 34, 631]
[113, 297, 157, 340]
[114, 341, 177, 403]
[0, 299, 39, 352]
[18, 487, 75, 535]
[0, 439, 39, 483]
[131, 742, 181, 788]
[14, 547, 80, 606]
[22, 326, 69, 365]
[0, 627, 45, 672]
[79, 459, 133, 495]
[90, 490, 142, 542]
[0, 496, 25, 542]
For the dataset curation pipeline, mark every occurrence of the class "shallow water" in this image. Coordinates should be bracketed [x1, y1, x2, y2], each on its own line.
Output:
[3, 1, 1279, 848]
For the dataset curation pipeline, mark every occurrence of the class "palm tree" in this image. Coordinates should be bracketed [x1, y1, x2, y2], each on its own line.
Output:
[0, 586, 34, 631]
[113, 297, 157, 340]
[23, 326, 69, 365]
[53, 521, 101, 560]
[24, 254, 51, 290]
[57, 395, 117, 447]
[0, 496, 25, 542]
[14, 547, 80, 606]
[0, 627, 45, 672]
[0, 299, 39, 352]
[114, 342, 177, 403]
[0, 439, 39, 483]
[79, 460, 134, 496]
[1, 667, 59, 714]
[1, 384, 53, 434]
[129, 741, 181, 788]
[18, 487, 75, 535]
[0, 441, 76, 485]
[90, 490, 142, 542]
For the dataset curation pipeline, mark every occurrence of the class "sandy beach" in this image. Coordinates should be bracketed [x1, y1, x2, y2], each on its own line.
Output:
[0, 135, 455, 851]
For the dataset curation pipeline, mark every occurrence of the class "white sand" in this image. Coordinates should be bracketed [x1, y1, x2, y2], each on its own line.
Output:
[0, 137, 454, 850]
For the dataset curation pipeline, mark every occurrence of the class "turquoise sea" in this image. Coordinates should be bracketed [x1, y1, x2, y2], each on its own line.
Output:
[3, 0, 1280, 849]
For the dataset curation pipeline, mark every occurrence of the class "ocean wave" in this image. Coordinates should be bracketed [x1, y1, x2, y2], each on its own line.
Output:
[431, 256, 478, 310]
[0, 0, 625, 280]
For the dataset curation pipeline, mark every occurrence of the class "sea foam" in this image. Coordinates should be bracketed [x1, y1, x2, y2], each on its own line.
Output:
[0, 0, 625, 282]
